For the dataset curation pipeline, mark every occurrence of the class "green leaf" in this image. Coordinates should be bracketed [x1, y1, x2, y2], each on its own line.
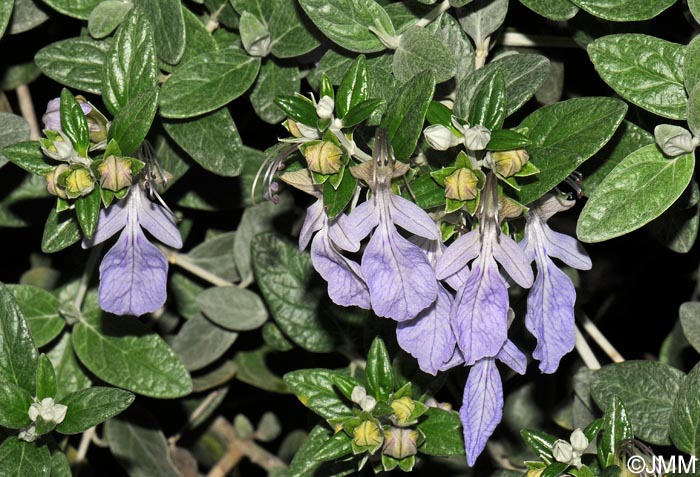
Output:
[171, 314, 238, 372]
[49, 450, 71, 477]
[102, 7, 158, 115]
[487, 129, 531, 151]
[185, 232, 238, 282]
[381, 70, 435, 163]
[59, 88, 89, 157]
[87, 0, 132, 38]
[342, 99, 384, 128]
[541, 462, 570, 477]
[591, 360, 685, 445]
[417, 408, 465, 456]
[0, 0, 12, 39]
[577, 144, 694, 242]
[393, 26, 456, 84]
[323, 171, 357, 219]
[159, 49, 260, 118]
[569, 0, 674, 21]
[519, 0, 579, 21]
[649, 180, 700, 253]
[46, 332, 91, 399]
[458, 0, 508, 45]
[7, 284, 64, 349]
[288, 425, 357, 477]
[2, 141, 52, 176]
[516, 97, 627, 205]
[233, 346, 289, 393]
[107, 86, 159, 156]
[143, 0, 185, 65]
[0, 113, 30, 168]
[72, 310, 192, 398]
[454, 53, 550, 120]
[0, 283, 38, 393]
[251, 233, 335, 353]
[405, 173, 445, 209]
[435, 12, 474, 84]
[316, 431, 353, 462]
[298, 0, 395, 53]
[0, 438, 50, 477]
[105, 412, 181, 477]
[680, 301, 700, 353]
[274, 95, 318, 126]
[197, 286, 268, 331]
[670, 362, 700, 455]
[691, 0, 700, 26]
[336, 55, 368, 119]
[35, 354, 57, 400]
[250, 61, 300, 124]
[268, 0, 320, 59]
[588, 34, 686, 120]
[35, 37, 108, 95]
[55, 387, 134, 434]
[262, 322, 294, 352]
[0, 62, 41, 92]
[41, 209, 81, 254]
[7, 0, 48, 35]
[42, 0, 100, 19]
[598, 397, 633, 467]
[163, 107, 259, 177]
[685, 36, 700, 93]
[366, 338, 393, 401]
[74, 187, 100, 239]
[469, 69, 506, 130]
[0, 382, 32, 428]
[520, 429, 557, 463]
[284, 369, 353, 420]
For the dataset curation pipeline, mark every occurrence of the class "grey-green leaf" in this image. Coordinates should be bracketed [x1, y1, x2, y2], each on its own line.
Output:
[159, 49, 260, 118]
[56, 387, 135, 434]
[102, 7, 158, 115]
[569, 0, 674, 21]
[284, 369, 353, 420]
[685, 35, 700, 93]
[269, 0, 320, 58]
[0, 283, 38, 393]
[435, 13, 474, 83]
[72, 310, 191, 398]
[8, 0, 48, 35]
[577, 144, 695, 242]
[163, 107, 260, 177]
[7, 284, 64, 348]
[588, 34, 686, 120]
[233, 346, 289, 393]
[46, 332, 92, 399]
[680, 301, 700, 354]
[516, 97, 627, 205]
[42, 0, 100, 20]
[393, 26, 456, 84]
[0, 0, 12, 39]
[670, 362, 700, 456]
[591, 360, 685, 445]
[251, 233, 335, 353]
[250, 61, 300, 124]
[171, 313, 238, 371]
[88, 0, 132, 39]
[41, 209, 81, 254]
[143, 0, 185, 65]
[35, 37, 109, 95]
[185, 232, 238, 282]
[519, 0, 579, 21]
[457, 0, 508, 45]
[297, 0, 395, 53]
[0, 438, 50, 477]
[0, 113, 30, 168]
[197, 286, 268, 331]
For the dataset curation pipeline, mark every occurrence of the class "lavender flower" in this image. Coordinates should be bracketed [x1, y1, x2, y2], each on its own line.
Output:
[436, 173, 534, 365]
[42, 97, 91, 132]
[520, 194, 591, 373]
[83, 184, 182, 316]
[299, 198, 370, 309]
[344, 130, 440, 322]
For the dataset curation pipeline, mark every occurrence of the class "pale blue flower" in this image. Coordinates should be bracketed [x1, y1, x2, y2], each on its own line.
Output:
[83, 185, 182, 316]
[42, 97, 92, 133]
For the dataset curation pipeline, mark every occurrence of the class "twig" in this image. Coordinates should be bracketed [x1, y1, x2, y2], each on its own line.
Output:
[579, 314, 625, 363]
[170, 388, 226, 446]
[207, 417, 287, 477]
[205, 2, 229, 33]
[574, 325, 601, 370]
[500, 32, 580, 49]
[415, 0, 451, 28]
[160, 247, 236, 288]
[475, 37, 491, 70]
[75, 427, 96, 462]
[16, 85, 41, 140]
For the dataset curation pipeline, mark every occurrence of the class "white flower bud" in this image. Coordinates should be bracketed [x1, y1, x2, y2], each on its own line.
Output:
[316, 95, 334, 119]
[351, 385, 366, 404]
[552, 440, 574, 464]
[654, 124, 697, 157]
[462, 125, 491, 151]
[28, 397, 68, 425]
[424, 124, 460, 150]
[18, 424, 38, 443]
[570, 428, 588, 454]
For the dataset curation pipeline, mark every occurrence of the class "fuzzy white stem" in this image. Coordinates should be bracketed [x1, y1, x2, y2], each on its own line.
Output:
[580, 314, 625, 363]
[574, 325, 601, 370]
[16, 85, 41, 140]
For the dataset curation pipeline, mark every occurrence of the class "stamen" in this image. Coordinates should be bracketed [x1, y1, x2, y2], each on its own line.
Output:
[556, 171, 585, 200]
[251, 144, 297, 206]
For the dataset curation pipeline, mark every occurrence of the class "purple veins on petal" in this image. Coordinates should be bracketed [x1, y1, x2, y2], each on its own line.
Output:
[496, 340, 527, 375]
[435, 229, 481, 280]
[299, 199, 325, 251]
[389, 194, 440, 240]
[461, 358, 503, 466]
[492, 232, 534, 288]
[451, 258, 509, 365]
[396, 284, 455, 375]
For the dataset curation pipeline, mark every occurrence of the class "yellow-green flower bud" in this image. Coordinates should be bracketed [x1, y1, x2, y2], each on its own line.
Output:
[99, 156, 132, 191]
[390, 397, 415, 426]
[444, 168, 478, 201]
[526, 468, 544, 477]
[64, 168, 94, 198]
[353, 420, 383, 448]
[303, 141, 343, 175]
[382, 427, 419, 459]
[45, 164, 70, 199]
[492, 149, 529, 177]
[76, 95, 109, 144]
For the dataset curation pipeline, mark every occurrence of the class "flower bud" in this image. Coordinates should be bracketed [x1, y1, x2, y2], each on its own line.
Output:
[655, 124, 697, 157]
[444, 168, 479, 201]
[64, 168, 95, 198]
[353, 420, 383, 448]
[316, 95, 334, 119]
[99, 155, 133, 191]
[284, 119, 319, 140]
[526, 468, 544, 477]
[46, 164, 70, 199]
[382, 427, 419, 459]
[492, 149, 529, 177]
[462, 125, 491, 151]
[28, 397, 68, 425]
[570, 428, 588, 454]
[42, 97, 91, 133]
[303, 141, 343, 175]
[239, 11, 271, 57]
[552, 440, 573, 464]
[390, 397, 416, 426]
[18, 425, 38, 443]
[40, 130, 76, 162]
[424, 124, 460, 150]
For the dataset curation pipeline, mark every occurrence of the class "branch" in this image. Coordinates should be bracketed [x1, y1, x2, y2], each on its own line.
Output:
[579, 313, 625, 363]
[16, 85, 41, 140]
[574, 325, 601, 370]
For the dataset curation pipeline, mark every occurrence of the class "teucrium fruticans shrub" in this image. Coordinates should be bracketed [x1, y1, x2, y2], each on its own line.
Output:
[1, 0, 700, 476]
